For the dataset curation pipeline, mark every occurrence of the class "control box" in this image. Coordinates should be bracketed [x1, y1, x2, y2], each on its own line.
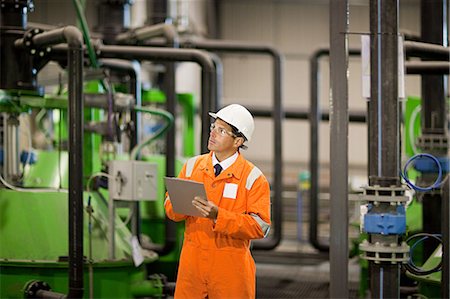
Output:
[108, 160, 157, 201]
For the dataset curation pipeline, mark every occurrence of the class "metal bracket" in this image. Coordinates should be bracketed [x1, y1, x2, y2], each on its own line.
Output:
[417, 133, 449, 153]
[360, 240, 409, 264]
[360, 185, 409, 205]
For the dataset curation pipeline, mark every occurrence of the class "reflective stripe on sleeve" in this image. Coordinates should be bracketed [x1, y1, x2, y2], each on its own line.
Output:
[250, 213, 271, 237]
[245, 166, 262, 190]
[185, 155, 199, 178]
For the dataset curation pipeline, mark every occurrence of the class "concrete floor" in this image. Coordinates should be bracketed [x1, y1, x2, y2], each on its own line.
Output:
[254, 239, 361, 298]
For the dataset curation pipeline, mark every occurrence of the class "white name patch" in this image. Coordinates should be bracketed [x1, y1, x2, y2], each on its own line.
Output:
[223, 183, 238, 199]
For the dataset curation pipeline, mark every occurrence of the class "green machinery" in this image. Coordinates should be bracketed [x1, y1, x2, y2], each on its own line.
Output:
[0, 84, 196, 298]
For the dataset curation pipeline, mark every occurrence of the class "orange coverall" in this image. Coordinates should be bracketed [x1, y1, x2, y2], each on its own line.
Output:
[164, 152, 271, 299]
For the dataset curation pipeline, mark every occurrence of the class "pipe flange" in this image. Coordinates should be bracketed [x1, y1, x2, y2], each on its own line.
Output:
[417, 133, 449, 153]
[21, 28, 51, 58]
[24, 280, 51, 298]
[0, 0, 34, 11]
[360, 185, 409, 205]
[360, 240, 409, 264]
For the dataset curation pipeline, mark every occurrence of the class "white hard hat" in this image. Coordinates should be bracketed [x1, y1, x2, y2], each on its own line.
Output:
[209, 104, 255, 141]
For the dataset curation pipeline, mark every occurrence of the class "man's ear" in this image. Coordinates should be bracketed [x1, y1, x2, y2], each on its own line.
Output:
[234, 137, 244, 148]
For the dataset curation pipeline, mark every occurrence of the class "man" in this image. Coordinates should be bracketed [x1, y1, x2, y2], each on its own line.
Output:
[164, 104, 271, 299]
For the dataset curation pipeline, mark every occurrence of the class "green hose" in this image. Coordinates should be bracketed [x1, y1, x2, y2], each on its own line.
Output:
[72, 0, 99, 68]
[130, 107, 174, 160]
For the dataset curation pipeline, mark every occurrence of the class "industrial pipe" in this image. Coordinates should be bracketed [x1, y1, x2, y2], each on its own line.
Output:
[419, 2, 448, 298]
[309, 48, 361, 252]
[405, 61, 450, 74]
[52, 43, 217, 258]
[309, 47, 447, 254]
[116, 23, 179, 47]
[98, 58, 145, 250]
[143, 38, 283, 249]
[114, 23, 181, 255]
[404, 40, 450, 61]
[16, 25, 85, 299]
[179, 38, 284, 250]
[97, 46, 216, 256]
[367, 1, 402, 298]
[329, 1, 350, 296]
[35, 290, 67, 299]
[248, 106, 366, 123]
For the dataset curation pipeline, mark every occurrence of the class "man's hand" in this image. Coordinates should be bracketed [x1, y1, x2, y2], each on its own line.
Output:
[192, 196, 218, 220]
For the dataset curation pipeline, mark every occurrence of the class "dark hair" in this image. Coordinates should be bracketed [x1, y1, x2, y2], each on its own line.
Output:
[230, 124, 247, 141]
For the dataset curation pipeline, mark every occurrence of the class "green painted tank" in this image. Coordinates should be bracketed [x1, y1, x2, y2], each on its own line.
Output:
[0, 149, 163, 298]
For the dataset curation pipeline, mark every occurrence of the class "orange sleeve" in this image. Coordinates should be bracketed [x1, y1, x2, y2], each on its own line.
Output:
[213, 175, 271, 240]
[164, 162, 189, 222]
[164, 194, 188, 222]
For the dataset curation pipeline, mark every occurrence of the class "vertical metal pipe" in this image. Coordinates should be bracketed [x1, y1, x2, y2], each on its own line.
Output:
[141, 39, 283, 249]
[309, 49, 329, 252]
[164, 62, 177, 175]
[421, 0, 447, 135]
[329, 0, 349, 297]
[67, 35, 84, 299]
[206, 52, 223, 112]
[368, 1, 401, 298]
[183, 40, 283, 249]
[14, 24, 85, 299]
[97, 59, 142, 242]
[369, 0, 400, 183]
[309, 49, 361, 253]
[420, 0, 448, 262]
[420, 1, 449, 297]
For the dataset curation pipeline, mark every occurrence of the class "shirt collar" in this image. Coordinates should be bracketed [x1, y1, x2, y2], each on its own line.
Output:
[212, 151, 238, 172]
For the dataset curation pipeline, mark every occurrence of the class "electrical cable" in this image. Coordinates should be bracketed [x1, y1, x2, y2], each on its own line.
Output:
[72, 0, 98, 68]
[20, 114, 34, 178]
[85, 172, 133, 230]
[0, 174, 67, 193]
[130, 107, 174, 160]
[400, 153, 443, 192]
[404, 233, 442, 276]
[408, 104, 421, 156]
[86, 172, 113, 193]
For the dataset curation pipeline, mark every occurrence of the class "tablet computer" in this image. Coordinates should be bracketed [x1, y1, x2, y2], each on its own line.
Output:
[164, 177, 207, 217]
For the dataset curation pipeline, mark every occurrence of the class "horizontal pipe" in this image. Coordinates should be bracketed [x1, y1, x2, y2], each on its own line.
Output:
[185, 38, 284, 250]
[142, 37, 284, 250]
[116, 23, 179, 47]
[35, 290, 67, 299]
[404, 40, 450, 60]
[248, 106, 366, 123]
[405, 61, 450, 74]
[15, 26, 83, 48]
